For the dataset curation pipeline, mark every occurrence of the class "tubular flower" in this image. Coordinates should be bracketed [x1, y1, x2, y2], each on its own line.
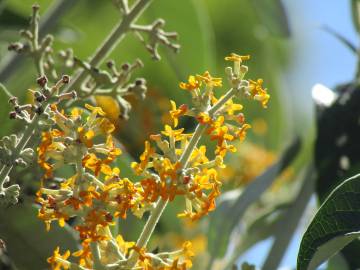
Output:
[134, 241, 194, 270]
[196, 71, 222, 88]
[169, 100, 188, 127]
[179, 75, 201, 91]
[249, 79, 270, 108]
[47, 247, 71, 270]
[37, 104, 146, 269]
[224, 53, 251, 63]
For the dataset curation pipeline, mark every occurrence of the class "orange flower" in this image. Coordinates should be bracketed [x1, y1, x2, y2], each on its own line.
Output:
[179, 75, 201, 91]
[169, 100, 188, 127]
[249, 79, 270, 108]
[196, 71, 222, 88]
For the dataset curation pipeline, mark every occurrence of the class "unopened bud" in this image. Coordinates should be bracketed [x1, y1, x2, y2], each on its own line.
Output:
[121, 63, 130, 71]
[37, 76, 48, 87]
[61, 75, 70, 84]
[9, 111, 17, 119]
[106, 60, 115, 69]
[8, 97, 18, 105]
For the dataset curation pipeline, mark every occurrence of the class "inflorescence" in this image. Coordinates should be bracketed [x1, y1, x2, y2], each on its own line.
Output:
[36, 53, 269, 269]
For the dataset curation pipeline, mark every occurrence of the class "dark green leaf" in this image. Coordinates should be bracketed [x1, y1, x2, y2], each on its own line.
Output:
[297, 173, 360, 270]
[327, 253, 349, 270]
[0, 7, 28, 28]
[250, 0, 290, 37]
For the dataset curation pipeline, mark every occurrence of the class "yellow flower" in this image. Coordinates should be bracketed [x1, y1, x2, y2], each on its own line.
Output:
[169, 100, 188, 127]
[225, 53, 250, 63]
[237, 123, 251, 141]
[77, 126, 95, 148]
[223, 99, 243, 115]
[196, 71, 222, 88]
[196, 112, 212, 125]
[70, 107, 82, 120]
[85, 103, 106, 116]
[161, 125, 185, 141]
[116, 235, 135, 256]
[131, 141, 155, 175]
[179, 75, 201, 91]
[47, 247, 70, 270]
[249, 79, 270, 108]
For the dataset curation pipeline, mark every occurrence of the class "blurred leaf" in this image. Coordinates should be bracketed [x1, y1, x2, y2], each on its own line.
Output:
[262, 165, 314, 270]
[0, 7, 28, 28]
[297, 173, 360, 270]
[322, 25, 357, 53]
[250, 0, 290, 37]
[224, 203, 289, 269]
[327, 253, 349, 270]
[241, 262, 256, 270]
[352, 0, 360, 34]
[0, 202, 78, 269]
[207, 137, 301, 258]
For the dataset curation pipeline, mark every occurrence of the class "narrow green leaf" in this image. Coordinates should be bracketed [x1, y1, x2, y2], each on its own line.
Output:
[250, 0, 290, 37]
[327, 253, 349, 270]
[262, 166, 314, 270]
[322, 26, 357, 53]
[297, 173, 360, 270]
[207, 137, 301, 258]
[223, 203, 289, 269]
[352, 0, 360, 34]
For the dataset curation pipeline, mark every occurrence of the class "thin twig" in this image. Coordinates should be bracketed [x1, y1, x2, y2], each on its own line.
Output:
[0, 0, 77, 82]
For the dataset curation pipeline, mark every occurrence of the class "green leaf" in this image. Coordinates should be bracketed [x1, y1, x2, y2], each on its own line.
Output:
[352, 0, 360, 34]
[327, 253, 349, 270]
[262, 166, 314, 270]
[207, 137, 301, 258]
[250, 0, 290, 37]
[297, 173, 360, 270]
[0, 201, 78, 270]
[223, 203, 289, 269]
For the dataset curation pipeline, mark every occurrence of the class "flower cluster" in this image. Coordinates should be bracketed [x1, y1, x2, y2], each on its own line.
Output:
[36, 53, 269, 270]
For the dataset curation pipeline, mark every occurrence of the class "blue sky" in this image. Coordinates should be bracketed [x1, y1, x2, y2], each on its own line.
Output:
[238, 1, 358, 269]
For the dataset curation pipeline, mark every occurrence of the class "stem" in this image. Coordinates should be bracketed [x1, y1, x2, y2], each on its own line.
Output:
[90, 242, 106, 270]
[0, 0, 76, 82]
[208, 88, 235, 116]
[0, 124, 34, 184]
[179, 124, 206, 168]
[138, 198, 167, 248]
[127, 198, 167, 267]
[64, 0, 152, 93]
